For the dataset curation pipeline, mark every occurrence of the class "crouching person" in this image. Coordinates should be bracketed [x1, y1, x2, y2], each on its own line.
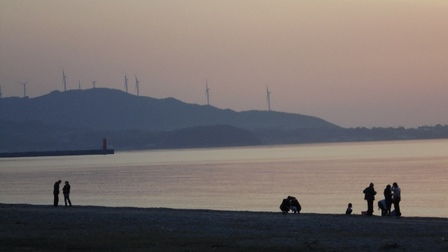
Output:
[378, 199, 387, 216]
[280, 197, 291, 214]
[290, 197, 301, 213]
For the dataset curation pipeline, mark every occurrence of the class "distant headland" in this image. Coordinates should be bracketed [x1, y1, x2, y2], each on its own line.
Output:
[0, 88, 447, 152]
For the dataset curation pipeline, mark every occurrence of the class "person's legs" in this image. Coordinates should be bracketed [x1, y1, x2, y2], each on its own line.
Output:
[367, 200, 373, 215]
[394, 198, 401, 216]
[53, 192, 59, 207]
[64, 194, 72, 206]
[386, 200, 392, 216]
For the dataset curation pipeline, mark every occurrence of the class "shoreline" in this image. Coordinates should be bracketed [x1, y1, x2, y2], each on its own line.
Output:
[0, 148, 114, 158]
[1, 203, 447, 251]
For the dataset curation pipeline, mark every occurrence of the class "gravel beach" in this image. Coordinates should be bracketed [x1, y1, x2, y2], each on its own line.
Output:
[1, 203, 447, 251]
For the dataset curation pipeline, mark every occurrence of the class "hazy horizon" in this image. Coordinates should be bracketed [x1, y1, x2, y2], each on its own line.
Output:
[1, 0, 447, 128]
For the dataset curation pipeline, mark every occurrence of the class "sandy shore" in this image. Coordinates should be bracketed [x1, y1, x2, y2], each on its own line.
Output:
[1, 203, 447, 251]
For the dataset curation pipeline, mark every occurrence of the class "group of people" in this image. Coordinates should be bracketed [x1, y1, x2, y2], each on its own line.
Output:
[53, 180, 72, 207]
[362, 182, 401, 217]
[279, 196, 301, 214]
[280, 182, 402, 217]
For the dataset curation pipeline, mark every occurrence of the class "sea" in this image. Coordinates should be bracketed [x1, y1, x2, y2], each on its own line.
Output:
[1, 139, 447, 218]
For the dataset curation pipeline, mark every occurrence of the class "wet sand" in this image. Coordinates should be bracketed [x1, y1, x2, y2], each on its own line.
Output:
[1, 203, 447, 251]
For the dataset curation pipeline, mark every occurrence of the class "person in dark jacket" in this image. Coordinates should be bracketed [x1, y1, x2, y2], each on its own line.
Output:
[383, 184, 393, 216]
[53, 180, 62, 207]
[62, 181, 72, 207]
[279, 196, 291, 214]
[363, 183, 377, 216]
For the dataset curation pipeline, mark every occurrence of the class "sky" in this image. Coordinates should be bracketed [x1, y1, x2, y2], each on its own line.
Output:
[1, 0, 447, 128]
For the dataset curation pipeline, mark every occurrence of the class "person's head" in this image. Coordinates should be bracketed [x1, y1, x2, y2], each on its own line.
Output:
[65, 181, 69, 184]
[348, 203, 352, 207]
[386, 184, 391, 189]
[57, 180, 61, 184]
[370, 182, 374, 187]
[393, 182, 398, 187]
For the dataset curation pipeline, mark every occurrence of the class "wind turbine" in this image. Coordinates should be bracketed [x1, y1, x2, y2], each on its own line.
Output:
[17, 80, 29, 98]
[62, 70, 67, 91]
[205, 80, 210, 105]
[266, 86, 271, 112]
[124, 75, 129, 93]
[135, 75, 140, 96]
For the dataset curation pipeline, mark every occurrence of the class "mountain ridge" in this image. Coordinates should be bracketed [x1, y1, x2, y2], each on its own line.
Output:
[0, 88, 338, 131]
[1, 88, 448, 152]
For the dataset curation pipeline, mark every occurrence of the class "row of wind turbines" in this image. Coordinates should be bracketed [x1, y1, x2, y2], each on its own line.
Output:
[61, 71, 273, 111]
[62, 70, 142, 96]
[10, 71, 273, 111]
[204, 81, 272, 111]
[123, 74, 140, 96]
[12, 70, 142, 98]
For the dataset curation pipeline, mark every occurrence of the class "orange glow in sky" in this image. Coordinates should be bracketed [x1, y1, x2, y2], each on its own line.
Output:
[1, 0, 447, 127]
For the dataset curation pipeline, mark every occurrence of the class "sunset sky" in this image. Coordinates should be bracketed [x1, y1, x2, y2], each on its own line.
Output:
[1, 0, 447, 128]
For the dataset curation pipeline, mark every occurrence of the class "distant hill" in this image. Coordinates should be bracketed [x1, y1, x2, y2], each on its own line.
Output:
[0, 88, 338, 131]
[0, 88, 339, 151]
[1, 88, 448, 152]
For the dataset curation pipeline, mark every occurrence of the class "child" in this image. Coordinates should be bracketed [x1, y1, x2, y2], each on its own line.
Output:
[346, 203, 353, 215]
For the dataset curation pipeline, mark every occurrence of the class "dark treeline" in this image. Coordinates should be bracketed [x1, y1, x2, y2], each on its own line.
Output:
[253, 125, 448, 145]
[1, 120, 447, 152]
[0, 121, 261, 152]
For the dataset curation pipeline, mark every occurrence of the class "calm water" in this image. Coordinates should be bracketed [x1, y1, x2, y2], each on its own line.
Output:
[1, 140, 447, 217]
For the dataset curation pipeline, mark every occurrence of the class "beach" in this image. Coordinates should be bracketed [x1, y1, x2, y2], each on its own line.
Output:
[1, 203, 447, 251]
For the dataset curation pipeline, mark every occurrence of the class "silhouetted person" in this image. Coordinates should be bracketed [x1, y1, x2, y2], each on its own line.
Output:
[378, 199, 387, 216]
[384, 184, 392, 216]
[392, 182, 401, 217]
[290, 197, 301, 213]
[346, 203, 353, 215]
[63, 181, 72, 207]
[279, 196, 291, 214]
[53, 180, 62, 207]
[363, 183, 377, 216]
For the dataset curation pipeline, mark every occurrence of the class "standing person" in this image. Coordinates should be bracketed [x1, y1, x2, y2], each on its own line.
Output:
[392, 182, 401, 217]
[384, 184, 393, 216]
[63, 181, 72, 207]
[53, 180, 62, 207]
[363, 183, 377, 216]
